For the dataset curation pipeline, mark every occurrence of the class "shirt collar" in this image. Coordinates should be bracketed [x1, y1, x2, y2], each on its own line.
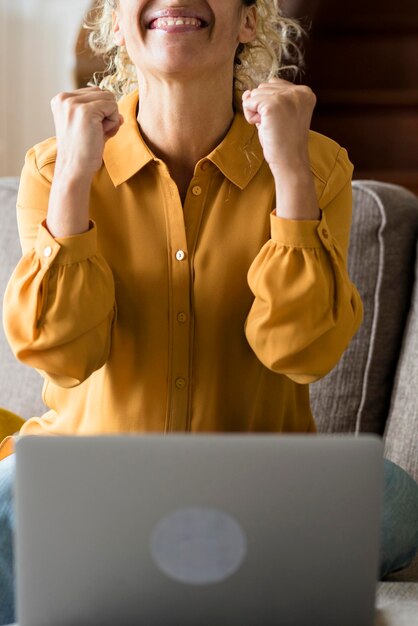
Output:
[103, 90, 264, 189]
[103, 90, 154, 187]
[206, 101, 264, 190]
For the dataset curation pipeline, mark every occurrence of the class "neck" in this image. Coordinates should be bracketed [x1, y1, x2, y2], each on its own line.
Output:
[136, 73, 236, 199]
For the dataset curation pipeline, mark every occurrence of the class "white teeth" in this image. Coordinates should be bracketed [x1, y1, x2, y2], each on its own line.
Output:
[152, 16, 202, 29]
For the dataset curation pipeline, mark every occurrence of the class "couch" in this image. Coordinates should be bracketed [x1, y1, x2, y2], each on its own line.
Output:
[1, 176, 418, 623]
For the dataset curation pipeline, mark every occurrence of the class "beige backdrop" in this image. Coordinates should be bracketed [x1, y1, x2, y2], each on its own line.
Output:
[0, 0, 90, 176]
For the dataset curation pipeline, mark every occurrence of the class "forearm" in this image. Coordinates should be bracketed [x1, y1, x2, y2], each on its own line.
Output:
[46, 166, 92, 237]
[273, 163, 320, 221]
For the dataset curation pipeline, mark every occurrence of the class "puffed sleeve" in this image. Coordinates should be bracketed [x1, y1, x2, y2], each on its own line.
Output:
[2, 144, 116, 388]
[245, 146, 363, 384]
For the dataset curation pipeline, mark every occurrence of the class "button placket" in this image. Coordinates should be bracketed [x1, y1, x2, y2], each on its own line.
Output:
[183, 177, 207, 254]
[161, 177, 192, 431]
[164, 171, 208, 430]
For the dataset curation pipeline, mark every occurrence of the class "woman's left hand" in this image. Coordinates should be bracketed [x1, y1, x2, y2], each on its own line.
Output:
[242, 78, 316, 179]
[242, 78, 320, 220]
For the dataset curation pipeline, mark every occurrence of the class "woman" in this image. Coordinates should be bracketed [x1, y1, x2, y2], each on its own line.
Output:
[2, 1, 360, 442]
[1, 1, 417, 623]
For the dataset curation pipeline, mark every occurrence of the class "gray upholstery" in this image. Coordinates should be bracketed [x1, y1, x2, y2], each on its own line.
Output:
[384, 239, 418, 482]
[0, 178, 46, 419]
[376, 583, 418, 623]
[311, 182, 418, 436]
[309, 180, 418, 586]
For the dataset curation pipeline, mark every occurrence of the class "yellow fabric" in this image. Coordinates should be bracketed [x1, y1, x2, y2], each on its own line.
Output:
[0, 408, 25, 441]
[1, 90, 363, 460]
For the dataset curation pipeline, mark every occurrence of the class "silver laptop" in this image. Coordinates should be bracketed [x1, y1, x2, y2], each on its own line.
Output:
[14, 434, 383, 626]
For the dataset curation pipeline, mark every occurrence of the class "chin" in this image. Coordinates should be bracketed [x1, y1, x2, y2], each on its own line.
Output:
[147, 53, 206, 78]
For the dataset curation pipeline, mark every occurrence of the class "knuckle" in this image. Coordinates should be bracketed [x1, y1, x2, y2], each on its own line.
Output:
[55, 91, 70, 104]
[263, 101, 275, 114]
[76, 102, 90, 116]
[50, 92, 67, 108]
[300, 85, 316, 99]
[283, 90, 299, 106]
[98, 87, 115, 101]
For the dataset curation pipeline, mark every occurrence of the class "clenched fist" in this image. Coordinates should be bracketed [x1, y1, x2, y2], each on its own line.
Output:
[242, 78, 320, 220]
[242, 78, 316, 178]
[47, 87, 123, 238]
[51, 87, 123, 179]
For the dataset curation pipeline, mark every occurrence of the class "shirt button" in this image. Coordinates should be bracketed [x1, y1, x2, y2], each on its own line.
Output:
[175, 377, 187, 390]
[192, 185, 202, 196]
[177, 312, 188, 324]
[322, 228, 329, 239]
[201, 161, 209, 171]
[175, 250, 186, 261]
[43, 246, 52, 258]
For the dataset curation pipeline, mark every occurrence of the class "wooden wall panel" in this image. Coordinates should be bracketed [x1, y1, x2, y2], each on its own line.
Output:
[305, 0, 418, 194]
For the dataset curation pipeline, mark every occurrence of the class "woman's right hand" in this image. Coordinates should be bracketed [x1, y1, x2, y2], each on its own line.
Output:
[46, 87, 123, 238]
[51, 86, 123, 179]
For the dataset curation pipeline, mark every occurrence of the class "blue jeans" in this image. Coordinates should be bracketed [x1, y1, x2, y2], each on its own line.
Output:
[1, 455, 418, 626]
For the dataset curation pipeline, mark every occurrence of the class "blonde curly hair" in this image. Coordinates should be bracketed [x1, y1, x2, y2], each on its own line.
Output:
[87, 0, 304, 100]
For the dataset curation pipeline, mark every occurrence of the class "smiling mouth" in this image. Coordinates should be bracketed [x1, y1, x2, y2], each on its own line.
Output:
[149, 16, 207, 30]
[148, 17, 207, 30]
[145, 8, 210, 32]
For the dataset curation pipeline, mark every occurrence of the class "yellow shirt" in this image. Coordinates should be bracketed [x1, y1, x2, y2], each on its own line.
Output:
[1, 90, 363, 460]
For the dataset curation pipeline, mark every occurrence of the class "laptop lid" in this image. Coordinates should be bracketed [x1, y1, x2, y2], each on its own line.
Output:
[15, 434, 383, 626]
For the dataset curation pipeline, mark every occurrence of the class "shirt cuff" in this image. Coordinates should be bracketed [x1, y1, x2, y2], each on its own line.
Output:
[35, 220, 98, 266]
[270, 211, 333, 250]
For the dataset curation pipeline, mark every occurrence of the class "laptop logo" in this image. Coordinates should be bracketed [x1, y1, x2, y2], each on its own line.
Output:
[150, 506, 247, 585]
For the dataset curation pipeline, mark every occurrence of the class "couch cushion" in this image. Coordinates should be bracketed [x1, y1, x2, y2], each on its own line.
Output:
[384, 239, 418, 484]
[375, 583, 418, 625]
[0, 177, 46, 419]
[310, 181, 418, 434]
